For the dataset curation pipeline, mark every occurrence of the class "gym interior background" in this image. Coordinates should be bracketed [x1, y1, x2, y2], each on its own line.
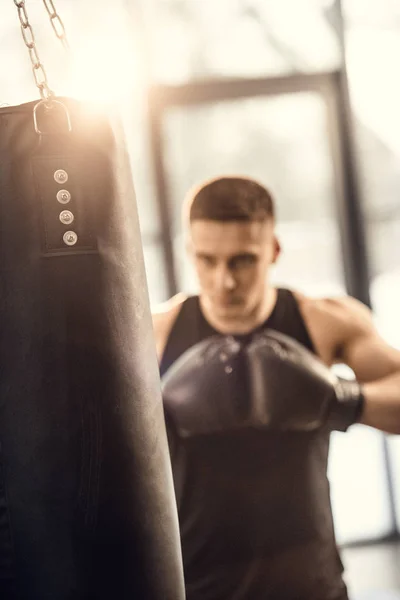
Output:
[2, 0, 400, 596]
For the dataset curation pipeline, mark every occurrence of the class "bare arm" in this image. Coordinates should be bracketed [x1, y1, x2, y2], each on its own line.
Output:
[152, 294, 186, 363]
[331, 297, 400, 434]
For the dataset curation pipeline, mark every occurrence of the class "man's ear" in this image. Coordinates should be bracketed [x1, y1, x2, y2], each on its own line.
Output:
[272, 235, 281, 264]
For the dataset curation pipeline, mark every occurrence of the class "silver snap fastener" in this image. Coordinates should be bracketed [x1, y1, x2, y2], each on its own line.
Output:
[63, 231, 78, 246]
[59, 210, 74, 225]
[224, 365, 233, 374]
[57, 189, 71, 204]
[54, 169, 68, 184]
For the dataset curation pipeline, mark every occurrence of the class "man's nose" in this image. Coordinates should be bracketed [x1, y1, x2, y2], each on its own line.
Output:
[215, 265, 236, 291]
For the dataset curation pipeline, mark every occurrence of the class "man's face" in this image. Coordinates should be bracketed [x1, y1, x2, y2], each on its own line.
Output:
[188, 219, 280, 323]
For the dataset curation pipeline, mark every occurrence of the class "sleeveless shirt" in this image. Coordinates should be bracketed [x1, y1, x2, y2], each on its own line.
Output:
[160, 289, 348, 600]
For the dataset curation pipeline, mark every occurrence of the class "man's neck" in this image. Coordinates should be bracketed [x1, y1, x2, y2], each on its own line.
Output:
[200, 287, 278, 335]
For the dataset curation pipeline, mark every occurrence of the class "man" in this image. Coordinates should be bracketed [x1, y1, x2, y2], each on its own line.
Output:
[152, 176, 400, 600]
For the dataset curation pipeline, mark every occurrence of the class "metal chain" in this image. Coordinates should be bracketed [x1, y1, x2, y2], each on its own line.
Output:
[42, 0, 70, 50]
[14, 0, 54, 101]
[14, 0, 70, 102]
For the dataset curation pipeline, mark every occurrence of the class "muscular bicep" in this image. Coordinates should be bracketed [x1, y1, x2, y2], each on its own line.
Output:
[337, 309, 400, 383]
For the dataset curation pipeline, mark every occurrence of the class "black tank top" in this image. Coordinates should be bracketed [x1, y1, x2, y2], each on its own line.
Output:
[161, 289, 348, 600]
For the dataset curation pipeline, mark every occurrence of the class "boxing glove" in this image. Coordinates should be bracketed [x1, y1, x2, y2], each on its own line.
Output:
[162, 335, 245, 437]
[162, 330, 364, 438]
[245, 329, 364, 432]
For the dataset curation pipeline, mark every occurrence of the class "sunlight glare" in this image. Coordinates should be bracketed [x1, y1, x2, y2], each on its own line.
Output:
[65, 31, 139, 109]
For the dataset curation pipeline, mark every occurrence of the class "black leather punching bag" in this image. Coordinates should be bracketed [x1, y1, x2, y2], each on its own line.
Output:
[0, 98, 185, 600]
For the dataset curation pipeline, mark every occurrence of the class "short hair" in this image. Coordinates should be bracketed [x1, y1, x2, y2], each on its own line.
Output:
[184, 176, 275, 225]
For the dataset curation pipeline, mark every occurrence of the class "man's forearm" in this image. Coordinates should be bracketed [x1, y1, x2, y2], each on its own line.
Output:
[361, 371, 400, 434]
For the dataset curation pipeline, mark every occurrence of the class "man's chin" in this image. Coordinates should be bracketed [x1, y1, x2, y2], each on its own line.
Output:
[213, 303, 246, 319]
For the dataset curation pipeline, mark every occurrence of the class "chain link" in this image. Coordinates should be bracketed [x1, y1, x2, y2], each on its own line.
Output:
[14, 0, 54, 101]
[42, 0, 70, 50]
[14, 0, 70, 101]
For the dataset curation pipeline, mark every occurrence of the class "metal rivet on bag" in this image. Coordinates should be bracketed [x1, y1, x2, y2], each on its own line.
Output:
[57, 189, 71, 204]
[59, 210, 74, 225]
[224, 365, 233, 374]
[54, 169, 68, 184]
[63, 231, 78, 246]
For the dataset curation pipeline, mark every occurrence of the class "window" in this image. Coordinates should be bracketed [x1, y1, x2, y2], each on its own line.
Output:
[159, 86, 392, 543]
[140, 0, 340, 84]
[162, 91, 344, 294]
[345, 0, 400, 534]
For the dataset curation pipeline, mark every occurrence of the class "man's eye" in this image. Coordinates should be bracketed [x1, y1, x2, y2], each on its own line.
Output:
[199, 256, 215, 267]
[231, 256, 256, 269]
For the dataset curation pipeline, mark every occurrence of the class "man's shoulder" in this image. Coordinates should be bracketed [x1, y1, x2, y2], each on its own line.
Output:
[291, 289, 374, 363]
[152, 293, 188, 322]
[293, 290, 372, 327]
[152, 293, 189, 359]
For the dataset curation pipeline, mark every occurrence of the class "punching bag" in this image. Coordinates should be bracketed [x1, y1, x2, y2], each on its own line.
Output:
[0, 98, 185, 599]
